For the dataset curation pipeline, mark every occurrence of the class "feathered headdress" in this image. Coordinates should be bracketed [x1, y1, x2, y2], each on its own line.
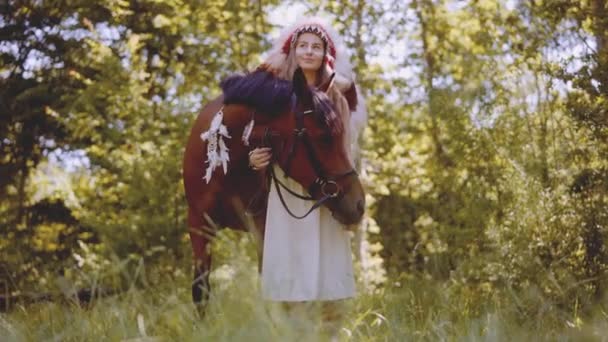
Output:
[261, 17, 354, 93]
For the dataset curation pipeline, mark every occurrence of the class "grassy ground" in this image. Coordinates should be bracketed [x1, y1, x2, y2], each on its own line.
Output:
[2, 233, 608, 341]
[3, 273, 608, 341]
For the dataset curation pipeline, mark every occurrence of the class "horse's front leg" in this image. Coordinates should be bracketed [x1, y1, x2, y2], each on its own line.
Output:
[190, 229, 211, 296]
[189, 219, 215, 316]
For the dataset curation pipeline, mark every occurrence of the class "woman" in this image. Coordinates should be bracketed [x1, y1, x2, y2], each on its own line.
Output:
[249, 17, 367, 335]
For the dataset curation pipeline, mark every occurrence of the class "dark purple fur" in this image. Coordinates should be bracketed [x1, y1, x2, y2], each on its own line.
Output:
[221, 70, 293, 116]
[220, 70, 343, 136]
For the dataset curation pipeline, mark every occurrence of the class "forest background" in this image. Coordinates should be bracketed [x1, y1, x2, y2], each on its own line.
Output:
[2, 0, 608, 340]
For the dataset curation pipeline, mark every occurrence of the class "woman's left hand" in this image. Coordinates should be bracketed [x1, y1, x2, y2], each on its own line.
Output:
[249, 147, 272, 171]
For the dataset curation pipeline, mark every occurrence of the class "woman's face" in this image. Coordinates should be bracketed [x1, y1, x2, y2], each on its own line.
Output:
[294, 33, 325, 73]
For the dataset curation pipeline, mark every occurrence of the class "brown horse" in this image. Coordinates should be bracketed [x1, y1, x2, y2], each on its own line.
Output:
[182, 68, 365, 309]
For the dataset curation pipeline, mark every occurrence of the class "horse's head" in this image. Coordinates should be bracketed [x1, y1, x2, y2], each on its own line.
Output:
[220, 69, 365, 224]
[269, 68, 365, 225]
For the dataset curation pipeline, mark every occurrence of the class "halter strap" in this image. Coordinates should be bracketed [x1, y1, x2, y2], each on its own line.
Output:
[282, 94, 300, 177]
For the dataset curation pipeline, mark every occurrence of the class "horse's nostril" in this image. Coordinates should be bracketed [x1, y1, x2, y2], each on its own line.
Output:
[357, 199, 365, 215]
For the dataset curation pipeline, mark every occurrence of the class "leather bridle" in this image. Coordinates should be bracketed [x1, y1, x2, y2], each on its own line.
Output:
[264, 94, 358, 219]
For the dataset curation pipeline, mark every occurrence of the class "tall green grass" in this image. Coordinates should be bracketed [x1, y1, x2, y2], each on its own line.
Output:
[2, 231, 608, 341]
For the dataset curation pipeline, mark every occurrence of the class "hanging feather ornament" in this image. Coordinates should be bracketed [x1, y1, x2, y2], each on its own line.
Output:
[200, 107, 231, 183]
[242, 119, 255, 146]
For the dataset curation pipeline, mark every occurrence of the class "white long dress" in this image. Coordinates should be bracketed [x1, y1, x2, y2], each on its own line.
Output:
[261, 165, 356, 301]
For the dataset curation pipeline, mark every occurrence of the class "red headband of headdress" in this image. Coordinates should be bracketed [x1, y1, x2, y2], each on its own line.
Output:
[281, 24, 337, 68]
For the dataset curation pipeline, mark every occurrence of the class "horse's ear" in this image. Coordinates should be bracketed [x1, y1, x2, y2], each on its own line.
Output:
[318, 72, 336, 93]
[293, 67, 311, 99]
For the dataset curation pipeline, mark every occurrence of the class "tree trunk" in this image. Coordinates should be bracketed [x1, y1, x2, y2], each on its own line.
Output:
[413, 0, 450, 168]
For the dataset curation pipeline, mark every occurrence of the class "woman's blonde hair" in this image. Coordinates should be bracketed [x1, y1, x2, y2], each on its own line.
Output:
[260, 17, 366, 161]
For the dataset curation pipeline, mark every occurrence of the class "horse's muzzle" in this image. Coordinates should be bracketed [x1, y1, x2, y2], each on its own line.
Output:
[329, 177, 365, 225]
[332, 198, 364, 225]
